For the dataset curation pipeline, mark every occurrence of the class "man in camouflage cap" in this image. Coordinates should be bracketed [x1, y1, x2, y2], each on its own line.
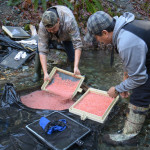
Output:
[42, 11, 58, 28]
[85, 11, 150, 146]
[33, 5, 83, 82]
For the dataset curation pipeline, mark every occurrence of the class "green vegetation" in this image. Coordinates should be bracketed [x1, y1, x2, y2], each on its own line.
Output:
[7, 0, 103, 13]
[24, 24, 30, 31]
[7, 0, 22, 6]
[32, 0, 47, 10]
[142, 1, 150, 13]
[57, 0, 74, 10]
[79, 0, 103, 13]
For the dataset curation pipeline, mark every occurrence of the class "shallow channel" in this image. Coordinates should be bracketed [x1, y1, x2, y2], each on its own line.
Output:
[80, 50, 150, 150]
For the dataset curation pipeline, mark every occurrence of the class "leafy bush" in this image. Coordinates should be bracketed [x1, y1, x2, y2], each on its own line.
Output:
[7, 0, 22, 6]
[85, 0, 103, 13]
[32, 0, 47, 10]
[7, 0, 103, 13]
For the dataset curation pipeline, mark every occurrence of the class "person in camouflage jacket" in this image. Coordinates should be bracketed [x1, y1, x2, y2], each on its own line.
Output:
[33, 5, 83, 82]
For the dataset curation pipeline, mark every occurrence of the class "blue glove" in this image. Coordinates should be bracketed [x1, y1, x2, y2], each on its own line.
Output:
[39, 117, 67, 135]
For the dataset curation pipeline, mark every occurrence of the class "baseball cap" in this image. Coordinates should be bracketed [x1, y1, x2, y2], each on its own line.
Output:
[42, 11, 58, 28]
[84, 11, 113, 42]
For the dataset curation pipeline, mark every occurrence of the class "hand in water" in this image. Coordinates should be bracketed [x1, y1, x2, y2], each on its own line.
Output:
[44, 73, 50, 82]
[74, 67, 81, 75]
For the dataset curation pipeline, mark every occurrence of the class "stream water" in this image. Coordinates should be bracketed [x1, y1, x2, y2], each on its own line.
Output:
[80, 50, 123, 91]
[80, 50, 150, 150]
[0, 50, 150, 150]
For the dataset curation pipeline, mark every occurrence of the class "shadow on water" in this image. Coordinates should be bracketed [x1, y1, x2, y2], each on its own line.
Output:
[80, 51, 150, 150]
[80, 50, 123, 90]
[80, 50, 150, 150]
[0, 50, 150, 150]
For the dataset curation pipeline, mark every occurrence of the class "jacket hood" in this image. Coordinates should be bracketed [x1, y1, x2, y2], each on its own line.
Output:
[112, 12, 135, 46]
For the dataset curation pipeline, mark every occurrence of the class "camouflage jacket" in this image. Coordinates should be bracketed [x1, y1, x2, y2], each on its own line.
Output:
[38, 5, 83, 54]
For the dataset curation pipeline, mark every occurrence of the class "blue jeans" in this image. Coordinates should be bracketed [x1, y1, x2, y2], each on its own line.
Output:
[130, 74, 150, 108]
[37, 41, 74, 62]
[62, 41, 74, 62]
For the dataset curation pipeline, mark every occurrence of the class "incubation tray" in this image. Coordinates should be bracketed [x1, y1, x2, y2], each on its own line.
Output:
[41, 67, 85, 99]
[26, 111, 90, 150]
[69, 88, 119, 123]
[20, 35, 38, 51]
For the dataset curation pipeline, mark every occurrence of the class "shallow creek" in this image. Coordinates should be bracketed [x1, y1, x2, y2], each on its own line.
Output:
[79, 50, 150, 150]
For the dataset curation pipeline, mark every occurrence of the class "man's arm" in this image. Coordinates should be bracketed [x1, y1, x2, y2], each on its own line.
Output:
[38, 22, 51, 81]
[74, 49, 81, 75]
[115, 44, 148, 93]
[39, 54, 50, 81]
[68, 20, 83, 75]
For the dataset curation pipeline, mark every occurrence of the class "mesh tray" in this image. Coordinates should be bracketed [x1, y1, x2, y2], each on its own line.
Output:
[26, 111, 90, 150]
[69, 88, 119, 123]
[41, 67, 85, 98]
[0, 50, 31, 69]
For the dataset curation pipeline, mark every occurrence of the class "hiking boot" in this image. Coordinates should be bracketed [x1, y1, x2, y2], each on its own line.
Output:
[102, 103, 149, 146]
[32, 53, 41, 82]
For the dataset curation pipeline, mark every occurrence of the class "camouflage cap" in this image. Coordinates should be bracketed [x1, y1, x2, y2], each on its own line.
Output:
[84, 11, 113, 42]
[42, 11, 58, 27]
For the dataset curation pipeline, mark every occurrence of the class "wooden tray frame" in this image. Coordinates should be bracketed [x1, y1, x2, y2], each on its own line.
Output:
[69, 88, 119, 123]
[41, 67, 85, 98]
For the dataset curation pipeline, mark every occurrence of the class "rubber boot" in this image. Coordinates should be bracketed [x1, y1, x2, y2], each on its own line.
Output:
[102, 103, 149, 146]
[32, 53, 41, 82]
